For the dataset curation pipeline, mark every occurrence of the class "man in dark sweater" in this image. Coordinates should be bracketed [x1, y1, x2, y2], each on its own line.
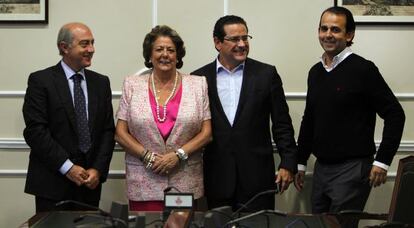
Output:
[294, 6, 405, 227]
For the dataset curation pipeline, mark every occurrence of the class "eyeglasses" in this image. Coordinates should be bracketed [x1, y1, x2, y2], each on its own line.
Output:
[223, 35, 252, 43]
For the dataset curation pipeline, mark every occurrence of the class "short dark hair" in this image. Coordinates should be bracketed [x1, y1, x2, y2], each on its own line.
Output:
[142, 25, 186, 69]
[320, 6, 355, 46]
[213, 15, 248, 42]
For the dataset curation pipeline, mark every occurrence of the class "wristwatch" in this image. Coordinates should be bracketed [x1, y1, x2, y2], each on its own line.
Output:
[175, 148, 188, 161]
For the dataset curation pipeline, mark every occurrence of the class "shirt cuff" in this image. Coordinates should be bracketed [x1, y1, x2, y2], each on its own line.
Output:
[373, 161, 389, 171]
[59, 159, 74, 175]
[298, 164, 306, 172]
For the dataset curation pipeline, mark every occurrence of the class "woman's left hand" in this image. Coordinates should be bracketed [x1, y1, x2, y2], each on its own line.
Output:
[152, 152, 179, 175]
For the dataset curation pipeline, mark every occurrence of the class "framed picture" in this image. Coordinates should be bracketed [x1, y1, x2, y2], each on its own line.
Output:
[335, 0, 414, 25]
[0, 0, 48, 24]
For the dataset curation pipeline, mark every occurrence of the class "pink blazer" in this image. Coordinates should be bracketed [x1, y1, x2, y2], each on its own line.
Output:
[117, 73, 211, 201]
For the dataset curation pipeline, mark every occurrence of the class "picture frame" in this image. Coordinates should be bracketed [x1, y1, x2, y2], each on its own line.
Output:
[0, 0, 48, 24]
[335, 0, 414, 25]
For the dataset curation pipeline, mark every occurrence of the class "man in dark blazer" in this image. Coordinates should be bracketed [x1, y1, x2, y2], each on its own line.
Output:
[192, 15, 297, 211]
[22, 22, 115, 212]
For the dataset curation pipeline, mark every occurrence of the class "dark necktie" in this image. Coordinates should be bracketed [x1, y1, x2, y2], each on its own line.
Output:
[72, 74, 91, 153]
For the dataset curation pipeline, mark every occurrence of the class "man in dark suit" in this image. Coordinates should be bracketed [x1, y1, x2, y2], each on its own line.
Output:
[23, 22, 115, 213]
[192, 15, 297, 211]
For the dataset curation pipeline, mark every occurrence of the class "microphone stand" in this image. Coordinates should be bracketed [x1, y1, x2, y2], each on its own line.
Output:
[225, 209, 287, 228]
[73, 214, 128, 228]
[55, 200, 123, 227]
[221, 188, 282, 228]
[231, 189, 279, 218]
[55, 200, 111, 216]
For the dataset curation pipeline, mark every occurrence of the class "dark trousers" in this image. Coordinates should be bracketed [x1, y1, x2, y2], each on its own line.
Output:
[312, 158, 372, 228]
[207, 184, 275, 212]
[207, 194, 275, 212]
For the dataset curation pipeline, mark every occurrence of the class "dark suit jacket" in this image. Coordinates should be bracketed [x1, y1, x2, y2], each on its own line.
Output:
[23, 62, 115, 202]
[192, 58, 297, 200]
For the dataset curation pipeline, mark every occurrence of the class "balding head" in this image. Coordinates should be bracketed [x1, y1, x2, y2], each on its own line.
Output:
[57, 22, 95, 71]
[57, 22, 92, 55]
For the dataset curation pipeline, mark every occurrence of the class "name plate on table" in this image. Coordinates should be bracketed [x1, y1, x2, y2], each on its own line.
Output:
[164, 193, 193, 208]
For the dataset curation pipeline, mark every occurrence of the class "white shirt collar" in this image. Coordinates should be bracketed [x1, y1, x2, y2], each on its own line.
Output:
[216, 58, 245, 74]
[320, 47, 353, 72]
[60, 60, 86, 80]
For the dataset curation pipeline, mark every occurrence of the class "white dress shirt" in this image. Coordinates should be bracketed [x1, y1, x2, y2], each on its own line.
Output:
[216, 59, 244, 126]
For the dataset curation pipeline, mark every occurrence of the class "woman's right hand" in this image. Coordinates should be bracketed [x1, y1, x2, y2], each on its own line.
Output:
[152, 152, 179, 175]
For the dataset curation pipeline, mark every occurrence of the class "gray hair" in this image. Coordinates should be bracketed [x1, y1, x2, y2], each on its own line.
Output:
[57, 24, 74, 55]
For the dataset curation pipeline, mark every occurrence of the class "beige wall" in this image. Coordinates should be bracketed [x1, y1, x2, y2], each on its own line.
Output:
[0, 0, 413, 227]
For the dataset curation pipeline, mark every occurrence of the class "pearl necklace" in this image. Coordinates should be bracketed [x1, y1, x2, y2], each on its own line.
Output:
[151, 71, 178, 122]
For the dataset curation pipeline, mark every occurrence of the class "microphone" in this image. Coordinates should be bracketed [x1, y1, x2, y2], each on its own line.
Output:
[72, 214, 128, 228]
[55, 200, 111, 217]
[56, 200, 125, 227]
[231, 189, 279, 217]
[285, 217, 310, 228]
[225, 209, 287, 227]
